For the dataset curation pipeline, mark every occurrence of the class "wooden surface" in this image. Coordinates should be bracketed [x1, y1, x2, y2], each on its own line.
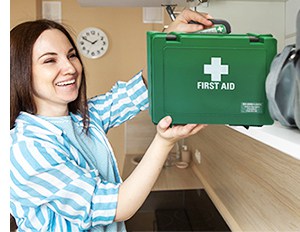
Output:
[186, 125, 300, 232]
[122, 154, 203, 191]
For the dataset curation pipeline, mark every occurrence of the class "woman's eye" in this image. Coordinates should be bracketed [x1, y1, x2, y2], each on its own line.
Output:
[69, 53, 78, 59]
[44, 58, 56, 64]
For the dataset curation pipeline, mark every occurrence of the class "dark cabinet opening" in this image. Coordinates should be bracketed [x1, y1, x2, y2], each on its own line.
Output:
[125, 189, 231, 231]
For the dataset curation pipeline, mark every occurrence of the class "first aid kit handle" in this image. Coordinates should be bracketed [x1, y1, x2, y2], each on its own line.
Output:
[189, 19, 231, 34]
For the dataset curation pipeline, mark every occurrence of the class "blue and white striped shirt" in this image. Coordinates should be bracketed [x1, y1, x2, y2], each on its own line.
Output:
[10, 72, 149, 231]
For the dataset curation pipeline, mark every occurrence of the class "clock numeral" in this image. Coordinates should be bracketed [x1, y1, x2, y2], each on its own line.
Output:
[91, 30, 95, 35]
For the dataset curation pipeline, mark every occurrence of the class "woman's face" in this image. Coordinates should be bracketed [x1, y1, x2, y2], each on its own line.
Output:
[32, 29, 82, 116]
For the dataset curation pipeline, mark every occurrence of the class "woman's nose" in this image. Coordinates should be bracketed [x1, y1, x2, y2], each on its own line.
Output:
[61, 59, 76, 75]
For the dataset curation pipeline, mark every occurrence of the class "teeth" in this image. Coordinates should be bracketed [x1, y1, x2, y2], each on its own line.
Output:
[56, 79, 75, 86]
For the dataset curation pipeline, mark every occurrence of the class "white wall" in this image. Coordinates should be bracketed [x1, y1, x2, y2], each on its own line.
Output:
[285, 0, 300, 45]
[197, 0, 300, 49]
[196, 1, 285, 50]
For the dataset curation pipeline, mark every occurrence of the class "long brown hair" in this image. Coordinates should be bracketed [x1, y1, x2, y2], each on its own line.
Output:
[10, 19, 89, 131]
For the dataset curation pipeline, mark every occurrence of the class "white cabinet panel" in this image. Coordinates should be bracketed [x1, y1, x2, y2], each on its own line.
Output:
[285, 0, 300, 37]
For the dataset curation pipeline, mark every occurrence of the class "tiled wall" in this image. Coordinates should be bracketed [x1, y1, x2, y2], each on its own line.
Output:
[125, 110, 157, 155]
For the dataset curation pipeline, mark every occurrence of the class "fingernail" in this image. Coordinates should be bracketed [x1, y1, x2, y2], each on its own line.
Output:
[165, 116, 172, 123]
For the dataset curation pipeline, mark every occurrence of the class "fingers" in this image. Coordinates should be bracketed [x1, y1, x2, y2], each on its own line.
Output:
[156, 116, 208, 144]
[157, 116, 172, 133]
[180, 9, 213, 26]
[174, 123, 207, 138]
[199, 12, 214, 20]
[168, 9, 213, 33]
[189, 124, 208, 135]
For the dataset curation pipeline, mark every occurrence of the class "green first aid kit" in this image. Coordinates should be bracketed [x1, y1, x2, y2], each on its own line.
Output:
[147, 31, 277, 126]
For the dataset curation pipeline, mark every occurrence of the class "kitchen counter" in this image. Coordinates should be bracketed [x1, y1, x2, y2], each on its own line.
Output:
[186, 125, 300, 232]
[123, 122, 300, 231]
[122, 154, 203, 191]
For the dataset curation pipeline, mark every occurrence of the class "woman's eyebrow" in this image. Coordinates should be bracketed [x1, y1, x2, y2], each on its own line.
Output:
[38, 48, 75, 59]
[38, 52, 57, 60]
[68, 48, 76, 54]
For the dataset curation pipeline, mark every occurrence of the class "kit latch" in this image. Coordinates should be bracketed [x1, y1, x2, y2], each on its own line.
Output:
[166, 34, 177, 41]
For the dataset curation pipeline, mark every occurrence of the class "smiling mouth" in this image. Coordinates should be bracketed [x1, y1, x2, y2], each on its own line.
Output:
[56, 79, 76, 86]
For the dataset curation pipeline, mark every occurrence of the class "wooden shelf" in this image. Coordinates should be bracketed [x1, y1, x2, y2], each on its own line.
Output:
[187, 125, 300, 232]
[229, 121, 300, 160]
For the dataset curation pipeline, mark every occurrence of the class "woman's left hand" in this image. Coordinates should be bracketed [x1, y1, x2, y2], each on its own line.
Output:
[156, 116, 207, 145]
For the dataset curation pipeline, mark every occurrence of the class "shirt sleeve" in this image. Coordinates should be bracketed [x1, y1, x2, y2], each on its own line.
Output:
[88, 71, 149, 133]
[10, 137, 120, 230]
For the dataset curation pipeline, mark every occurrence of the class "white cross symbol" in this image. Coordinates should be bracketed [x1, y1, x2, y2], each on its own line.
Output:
[204, 57, 229, 82]
[216, 25, 224, 33]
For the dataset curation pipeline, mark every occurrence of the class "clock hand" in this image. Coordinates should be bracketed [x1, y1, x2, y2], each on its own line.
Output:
[91, 40, 98, 45]
[82, 37, 93, 44]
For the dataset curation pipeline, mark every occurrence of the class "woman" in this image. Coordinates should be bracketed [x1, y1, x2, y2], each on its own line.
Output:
[10, 10, 212, 231]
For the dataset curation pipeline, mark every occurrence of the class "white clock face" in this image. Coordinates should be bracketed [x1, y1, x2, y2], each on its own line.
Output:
[77, 27, 109, 59]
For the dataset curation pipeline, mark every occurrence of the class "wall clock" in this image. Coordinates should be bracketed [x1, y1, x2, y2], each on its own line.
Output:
[77, 27, 109, 59]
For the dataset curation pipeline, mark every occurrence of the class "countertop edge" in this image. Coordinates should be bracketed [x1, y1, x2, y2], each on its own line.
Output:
[191, 163, 242, 232]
